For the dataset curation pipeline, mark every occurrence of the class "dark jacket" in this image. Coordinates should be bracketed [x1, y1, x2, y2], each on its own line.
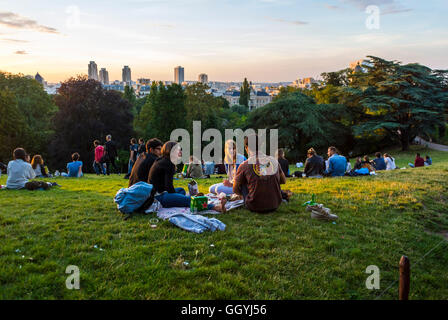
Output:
[278, 158, 290, 177]
[304, 155, 325, 177]
[105, 140, 118, 159]
[128, 152, 158, 187]
[148, 157, 176, 193]
[372, 157, 386, 171]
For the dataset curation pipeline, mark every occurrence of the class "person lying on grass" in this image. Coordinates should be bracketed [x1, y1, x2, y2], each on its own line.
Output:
[148, 141, 226, 213]
[233, 134, 286, 213]
[209, 139, 246, 195]
[128, 138, 163, 187]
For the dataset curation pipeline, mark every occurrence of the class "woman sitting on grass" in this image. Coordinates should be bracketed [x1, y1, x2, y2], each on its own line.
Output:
[62, 153, 83, 178]
[384, 153, 396, 170]
[148, 141, 226, 212]
[31, 155, 48, 177]
[209, 140, 246, 195]
[186, 156, 208, 179]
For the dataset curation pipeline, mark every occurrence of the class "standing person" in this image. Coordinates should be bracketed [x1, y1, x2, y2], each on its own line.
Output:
[384, 153, 396, 170]
[233, 135, 286, 213]
[128, 138, 163, 187]
[303, 148, 325, 178]
[6, 148, 36, 189]
[93, 140, 106, 175]
[414, 153, 425, 167]
[325, 146, 347, 177]
[124, 138, 139, 179]
[31, 155, 48, 177]
[276, 148, 291, 177]
[209, 140, 246, 195]
[372, 152, 386, 171]
[105, 134, 119, 175]
[137, 138, 146, 159]
[148, 141, 226, 212]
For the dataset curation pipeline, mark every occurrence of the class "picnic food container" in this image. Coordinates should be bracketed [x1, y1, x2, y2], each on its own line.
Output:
[190, 196, 208, 213]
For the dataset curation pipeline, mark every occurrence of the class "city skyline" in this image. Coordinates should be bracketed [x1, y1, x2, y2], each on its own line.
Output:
[1, 0, 448, 82]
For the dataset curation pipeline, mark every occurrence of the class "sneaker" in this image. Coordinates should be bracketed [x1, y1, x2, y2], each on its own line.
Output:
[310, 209, 338, 221]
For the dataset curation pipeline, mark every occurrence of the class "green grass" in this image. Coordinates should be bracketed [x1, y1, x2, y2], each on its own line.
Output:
[1, 146, 447, 300]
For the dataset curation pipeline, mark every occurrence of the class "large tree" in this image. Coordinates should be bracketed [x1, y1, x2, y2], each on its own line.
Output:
[246, 91, 353, 160]
[50, 76, 134, 171]
[0, 72, 56, 161]
[134, 82, 187, 142]
[344, 56, 448, 150]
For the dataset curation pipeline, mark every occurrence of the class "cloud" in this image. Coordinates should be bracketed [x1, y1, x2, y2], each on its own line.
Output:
[14, 50, 28, 54]
[267, 17, 308, 26]
[0, 11, 59, 34]
[339, 0, 412, 15]
[325, 4, 341, 10]
[1, 38, 29, 43]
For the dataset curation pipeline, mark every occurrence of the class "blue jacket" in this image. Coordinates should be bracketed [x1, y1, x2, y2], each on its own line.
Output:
[327, 154, 347, 177]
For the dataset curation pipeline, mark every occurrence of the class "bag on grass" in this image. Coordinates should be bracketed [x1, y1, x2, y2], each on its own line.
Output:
[114, 181, 155, 214]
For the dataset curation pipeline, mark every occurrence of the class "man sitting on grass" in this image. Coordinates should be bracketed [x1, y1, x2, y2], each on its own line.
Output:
[128, 138, 163, 187]
[372, 152, 386, 171]
[233, 134, 286, 213]
[325, 146, 347, 177]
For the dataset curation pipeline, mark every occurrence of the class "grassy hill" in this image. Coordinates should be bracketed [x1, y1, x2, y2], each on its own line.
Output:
[0, 146, 447, 299]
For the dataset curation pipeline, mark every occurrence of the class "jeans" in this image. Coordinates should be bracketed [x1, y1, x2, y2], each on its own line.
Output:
[155, 187, 214, 209]
[127, 160, 135, 175]
[93, 161, 106, 175]
[209, 183, 233, 195]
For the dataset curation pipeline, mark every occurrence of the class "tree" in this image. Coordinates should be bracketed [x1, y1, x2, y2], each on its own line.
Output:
[185, 82, 220, 131]
[239, 78, 251, 107]
[245, 91, 353, 160]
[0, 89, 27, 161]
[344, 56, 448, 150]
[0, 72, 56, 161]
[49, 76, 134, 171]
[123, 85, 137, 115]
[134, 82, 187, 142]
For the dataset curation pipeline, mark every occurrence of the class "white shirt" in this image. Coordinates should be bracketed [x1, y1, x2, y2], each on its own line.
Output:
[6, 160, 36, 189]
[384, 157, 396, 170]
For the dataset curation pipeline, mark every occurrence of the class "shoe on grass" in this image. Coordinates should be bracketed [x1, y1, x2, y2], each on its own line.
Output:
[310, 209, 338, 221]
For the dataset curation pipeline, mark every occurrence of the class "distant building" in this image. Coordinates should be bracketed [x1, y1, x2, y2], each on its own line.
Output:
[103, 84, 125, 92]
[223, 89, 272, 110]
[198, 73, 208, 84]
[88, 61, 98, 81]
[122, 66, 132, 84]
[292, 77, 319, 89]
[174, 66, 184, 84]
[99, 68, 109, 85]
[349, 59, 371, 73]
[137, 78, 151, 85]
[35, 72, 44, 85]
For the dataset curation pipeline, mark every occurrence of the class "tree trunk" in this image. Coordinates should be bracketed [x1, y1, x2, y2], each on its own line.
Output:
[400, 128, 410, 151]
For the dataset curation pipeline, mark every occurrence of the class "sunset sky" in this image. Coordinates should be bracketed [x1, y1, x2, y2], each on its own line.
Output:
[1, 0, 447, 83]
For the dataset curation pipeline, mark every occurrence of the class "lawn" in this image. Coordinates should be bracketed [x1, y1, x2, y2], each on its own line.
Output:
[0, 146, 447, 300]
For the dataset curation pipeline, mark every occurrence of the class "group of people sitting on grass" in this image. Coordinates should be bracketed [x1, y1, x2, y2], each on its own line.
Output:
[126, 135, 288, 213]
[409, 153, 432, 168]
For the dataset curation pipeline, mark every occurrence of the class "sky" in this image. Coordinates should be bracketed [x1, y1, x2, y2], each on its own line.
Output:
[0, 0, 447, 83]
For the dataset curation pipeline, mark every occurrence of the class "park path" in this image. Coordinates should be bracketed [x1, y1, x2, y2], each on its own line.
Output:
[414, 136, 448, 152]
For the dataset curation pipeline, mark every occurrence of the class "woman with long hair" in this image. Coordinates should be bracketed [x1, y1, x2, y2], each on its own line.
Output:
[209, 139, 246, 195]
[31, 155, 48, 177]
[384, 153, 396, 170]
[148, 141, 226, 212]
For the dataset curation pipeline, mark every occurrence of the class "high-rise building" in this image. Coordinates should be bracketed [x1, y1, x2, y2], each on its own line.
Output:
[122, 66, 132, 84]
[99, 68, 109, 85]
[198, 73, 208, 84]
[174, 66, 184, 84]
[88, 61, 98, 81]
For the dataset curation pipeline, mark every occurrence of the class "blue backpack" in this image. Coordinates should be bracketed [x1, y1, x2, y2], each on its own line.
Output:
[114, 181, 155, 214]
